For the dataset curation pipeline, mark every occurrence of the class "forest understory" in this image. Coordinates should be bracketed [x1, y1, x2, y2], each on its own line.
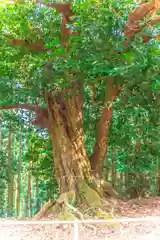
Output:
[1, 197, 160, 239]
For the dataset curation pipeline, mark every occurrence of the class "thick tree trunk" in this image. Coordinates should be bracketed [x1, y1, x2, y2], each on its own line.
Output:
[42, 83, 118, 210]
[46, 85, 93, 194]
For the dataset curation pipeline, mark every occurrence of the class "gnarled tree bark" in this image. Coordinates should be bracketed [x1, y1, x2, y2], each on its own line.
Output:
[45, 83, 94, 194]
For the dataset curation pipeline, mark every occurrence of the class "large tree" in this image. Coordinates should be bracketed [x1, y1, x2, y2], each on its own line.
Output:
[0, 0, 160, 217]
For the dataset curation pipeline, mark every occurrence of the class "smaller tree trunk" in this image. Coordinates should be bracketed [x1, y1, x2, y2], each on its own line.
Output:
[105, 155, 109, 181]
[35, 177, 40, 212]
[25, 161, 32, 217]
[125, 158, 129, 190]
[90, 78, 120, 175]
[28, 161, 32, 217]
[16, 126, 23, 217]
[25, 196, 29, 217]
[157, 159, 160, 194]
[111, 157, 117, 188]
[120, 172, 124, 189]
[7, 127, 13, 217]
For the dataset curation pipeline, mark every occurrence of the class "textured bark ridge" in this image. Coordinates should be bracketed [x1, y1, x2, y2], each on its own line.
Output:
[46, 84, 91, 193]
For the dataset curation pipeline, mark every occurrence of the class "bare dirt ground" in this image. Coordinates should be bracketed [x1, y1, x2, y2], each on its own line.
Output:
[1, 197, 160, 240]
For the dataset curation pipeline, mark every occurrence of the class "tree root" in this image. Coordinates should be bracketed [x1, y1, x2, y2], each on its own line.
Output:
[33, 199, 56, 220]
[65, 202, 84, 220]
[32, 178, 121, 234]
[102, 181, 118, 198]
[33, 186, 120, 231]
[91, 175, 118, 198]
[33, 191, 78, 220]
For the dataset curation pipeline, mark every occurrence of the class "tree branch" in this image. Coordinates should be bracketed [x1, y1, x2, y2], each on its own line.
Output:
[125, 2, 154, 39]
[125, 1, 160, 42]
[0, 104, 41, 112]
[3, 1, 78, 51]
[0, 104, 48, 129]
[36, 1, 73, 16]
[3, 34, 47, 52]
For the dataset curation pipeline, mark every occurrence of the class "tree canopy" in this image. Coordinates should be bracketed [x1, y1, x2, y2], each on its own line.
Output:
[0, 0, 160, 107]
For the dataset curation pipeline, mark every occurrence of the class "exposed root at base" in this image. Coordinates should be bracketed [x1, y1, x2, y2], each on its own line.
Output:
[33, 199, 56, 220]
[33, 187, 120, 231]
